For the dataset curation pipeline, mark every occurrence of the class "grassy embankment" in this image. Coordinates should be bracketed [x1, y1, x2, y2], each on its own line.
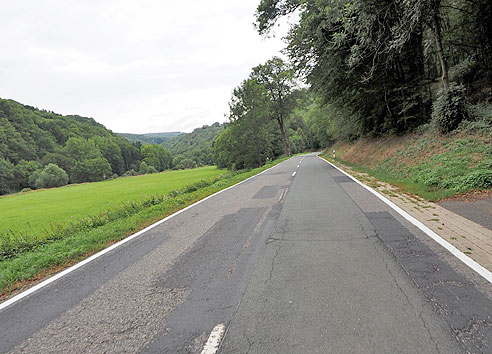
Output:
[0, 159, 288, 296]
[322, 129, 492, 201]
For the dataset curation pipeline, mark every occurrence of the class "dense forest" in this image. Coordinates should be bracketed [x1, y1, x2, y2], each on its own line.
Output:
[163, 123, 224, 168]
[117, 132, 183, 146]
[0, 99, 173, 195]
[213, 0, 492, 169]
[118, 123, 224, 169]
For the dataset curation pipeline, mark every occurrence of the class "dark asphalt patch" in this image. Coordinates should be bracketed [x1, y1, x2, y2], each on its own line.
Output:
[366, 211, 492, 353]
[144, 206, 281, 353]
[439, 198, 492, 231]
[332, 175, 355, 184]
[271, 171, 287, 175]
[253, 185, 282, 199]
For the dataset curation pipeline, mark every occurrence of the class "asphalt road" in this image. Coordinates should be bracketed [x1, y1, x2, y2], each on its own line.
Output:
[1, 154, 492, 353]
[440, 197, 492, 231]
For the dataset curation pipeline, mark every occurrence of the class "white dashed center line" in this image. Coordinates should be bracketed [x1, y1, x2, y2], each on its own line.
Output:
[201, 324, 226, 354]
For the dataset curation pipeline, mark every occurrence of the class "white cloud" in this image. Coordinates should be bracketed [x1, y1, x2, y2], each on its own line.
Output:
[0, 0, 289, 133]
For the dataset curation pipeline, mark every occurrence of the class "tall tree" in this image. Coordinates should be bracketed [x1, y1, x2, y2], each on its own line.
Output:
[214, 78, 281, 169]
[250, 57, 296, 156]
[141, 144, 172, 172]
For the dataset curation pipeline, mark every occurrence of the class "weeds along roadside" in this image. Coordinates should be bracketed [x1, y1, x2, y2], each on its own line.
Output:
[0, 157, 289, 296]
[322, 129, 492, 201]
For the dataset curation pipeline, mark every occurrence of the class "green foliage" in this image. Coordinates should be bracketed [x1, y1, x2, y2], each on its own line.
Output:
[117, 132, 183, 145]
[0, 158, 15, 195]
[139, 161, 158, 174]
[123, 169, 139, 177]
[29, 163, 68, 189]
[255, 0, 492, 140]
[141, 144, 172, 172]
[71, 157, 113, 183]
[14, 160, 39, 190]
[468, 103, 492, 125]
[0, 98, 142, 193]
[163, 123, 224, 166]
[251, 57, 296, 155]
[432, 84, 468, 134]
[92, 136, 125, 175]
[175, 158, 196, 170]
[214, 77, 283, 169]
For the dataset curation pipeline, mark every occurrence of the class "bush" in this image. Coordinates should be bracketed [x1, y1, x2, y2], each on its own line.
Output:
[139, 161, 158, 174]
[123, 169, 138, 177]
[71, 157, 112, 183]
[468, 103, 492, 124]
[30, 163, 69, 189]
[175, 158, 196, 170]
[432, 83, 469, 134]
[454, 169, 492, 193]
[20, 188, 32, 193]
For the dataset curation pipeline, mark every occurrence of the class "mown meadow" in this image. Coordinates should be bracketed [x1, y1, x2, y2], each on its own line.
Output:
[1, 166, 222, 235]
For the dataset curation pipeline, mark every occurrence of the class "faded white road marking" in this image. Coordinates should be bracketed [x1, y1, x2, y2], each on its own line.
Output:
[292, 172, 296, 177]
[201, 324, 226, 354]
[0, 158, 294, 311]
[278, 188, 288, 202]
[297, 165, 300, 168]
[318, 156, 492, 285]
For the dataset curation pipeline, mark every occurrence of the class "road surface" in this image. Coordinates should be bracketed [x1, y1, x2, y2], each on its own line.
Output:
[1, 154, 492, 353]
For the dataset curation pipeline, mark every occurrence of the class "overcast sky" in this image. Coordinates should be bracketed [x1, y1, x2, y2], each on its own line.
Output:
[0, 1, 290, 133]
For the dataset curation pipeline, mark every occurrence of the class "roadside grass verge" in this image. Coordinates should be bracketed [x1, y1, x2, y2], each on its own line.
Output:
[322, 130, 492, 201]
[0, 158, 289, 297]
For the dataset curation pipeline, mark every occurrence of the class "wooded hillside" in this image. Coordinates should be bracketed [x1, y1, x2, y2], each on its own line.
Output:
[117, 132, 183, 146]
[0, 99, 172, 195]
[163, 123, 224, 168]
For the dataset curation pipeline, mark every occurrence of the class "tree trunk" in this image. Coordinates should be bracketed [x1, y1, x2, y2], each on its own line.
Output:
[277, 116, 290, 156]
[432, 15, 449, 90]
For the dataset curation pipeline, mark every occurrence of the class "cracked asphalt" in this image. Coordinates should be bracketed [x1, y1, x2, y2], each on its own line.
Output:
[1, 155, 492, 353]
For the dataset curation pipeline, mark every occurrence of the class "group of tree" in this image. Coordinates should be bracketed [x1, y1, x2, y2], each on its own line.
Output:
[117, 123, 224, 169]
[117, 132, 182, 145]
[214, 0, 492, 169]
[255, 0, 491, 138]
[163, 123, 224, 169]
[0, 99, 172, 195]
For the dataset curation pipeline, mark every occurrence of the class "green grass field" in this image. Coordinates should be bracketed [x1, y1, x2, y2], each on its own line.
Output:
[0, 166, 222, 235]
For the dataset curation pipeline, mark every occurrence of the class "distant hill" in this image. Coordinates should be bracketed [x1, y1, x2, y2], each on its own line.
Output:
[117, 132, 183, 145]
[0, 98, 143, 194]
[162, 123, 224, 167]
[119, 123, 225, 167]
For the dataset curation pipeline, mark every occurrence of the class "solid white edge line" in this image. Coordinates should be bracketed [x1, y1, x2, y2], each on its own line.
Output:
[0, 159, 292, 311]
[318, 156, 492, 285]
[201, 323, 226, 354]
[292, 171, 296, 177]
